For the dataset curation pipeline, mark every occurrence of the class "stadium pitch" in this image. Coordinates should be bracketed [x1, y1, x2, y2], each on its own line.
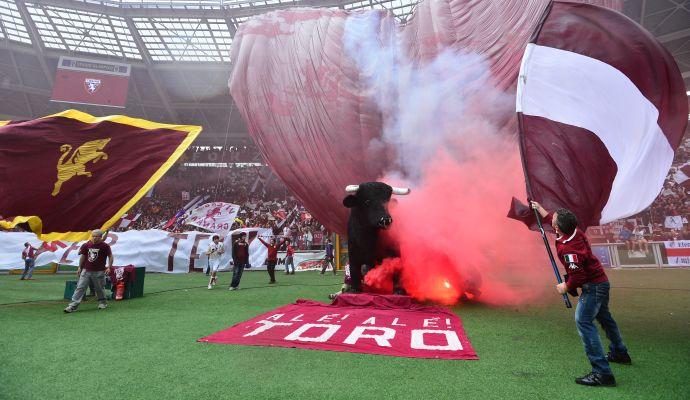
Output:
[1, 269, 688, 400]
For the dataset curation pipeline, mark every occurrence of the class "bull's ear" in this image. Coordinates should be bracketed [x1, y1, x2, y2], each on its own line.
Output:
[343, 195, 358, 208]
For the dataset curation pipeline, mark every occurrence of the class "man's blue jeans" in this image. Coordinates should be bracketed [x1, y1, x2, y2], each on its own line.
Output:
[575, 281, 628, 375]
[21, 258, 35, 279]
[284, 256, 295, 273]
[230, 262, 248, 288]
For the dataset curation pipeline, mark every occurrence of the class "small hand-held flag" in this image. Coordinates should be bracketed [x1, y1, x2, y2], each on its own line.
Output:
[511, 1, 687, 307]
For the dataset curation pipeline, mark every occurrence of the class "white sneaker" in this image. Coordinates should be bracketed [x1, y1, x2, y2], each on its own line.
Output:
[208, 284, 213, 290]
[98, 303, 107, 310]
[228, 287, 237, 291]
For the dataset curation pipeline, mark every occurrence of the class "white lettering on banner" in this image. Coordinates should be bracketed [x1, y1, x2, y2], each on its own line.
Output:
[344, 326, 396, 347]
[317, 314, 339, 323]
[265, 314, 284, 321]
[284, 324, 340, 343]
[410, 330, 463, 351]
[244, 320, 293, 337]
[362, 317, 376, 325]
[392, 318, 406, 327]
[290, 314, 304, 322]
[423, 318, 440, 328]
[669, 256, 690, 265]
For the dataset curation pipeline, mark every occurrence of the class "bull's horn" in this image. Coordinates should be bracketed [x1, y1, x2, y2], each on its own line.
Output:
[391, 187, 410, 195]
[345, 185, 359, 193]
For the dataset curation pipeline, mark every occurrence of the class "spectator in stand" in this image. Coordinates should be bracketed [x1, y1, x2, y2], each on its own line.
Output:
[20, 242, 37, 280]
[632, 225, 649, 254]
[305, 228, 313, 250]
[618, 223, 634, 251]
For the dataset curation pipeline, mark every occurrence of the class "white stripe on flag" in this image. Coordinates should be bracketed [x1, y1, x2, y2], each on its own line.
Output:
[517, 43, 674, 223]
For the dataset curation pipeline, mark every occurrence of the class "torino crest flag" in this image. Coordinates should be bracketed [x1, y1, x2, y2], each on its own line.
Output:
[0, 110, 201, 241]
[186, 202, 240, 233]
[511, 1, 688, 229]
[51, 56, 131, 108]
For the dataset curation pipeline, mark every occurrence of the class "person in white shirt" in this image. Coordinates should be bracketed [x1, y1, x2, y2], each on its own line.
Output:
[206, 235, 225, 289]
[632, 226, 649, 254]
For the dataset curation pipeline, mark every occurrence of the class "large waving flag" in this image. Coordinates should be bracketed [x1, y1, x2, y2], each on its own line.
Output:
[511, 1, 688, 229]
[0, 110, 201, 241]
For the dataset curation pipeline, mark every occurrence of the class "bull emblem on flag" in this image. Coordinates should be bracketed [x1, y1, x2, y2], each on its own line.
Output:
[84, 78, 101, 94]
[52, 138, 111, 196]
[202, 206, 223, 225]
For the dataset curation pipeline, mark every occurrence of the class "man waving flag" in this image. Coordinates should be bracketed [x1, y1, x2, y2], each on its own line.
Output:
[510, 1, 688, 230]
[0, 110, 201, 241]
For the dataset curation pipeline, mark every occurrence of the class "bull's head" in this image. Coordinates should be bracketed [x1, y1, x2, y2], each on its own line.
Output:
[343, 182, 410, 229]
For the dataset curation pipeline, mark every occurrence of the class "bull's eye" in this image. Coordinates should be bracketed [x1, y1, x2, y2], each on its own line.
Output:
[363, 199, 371, 207]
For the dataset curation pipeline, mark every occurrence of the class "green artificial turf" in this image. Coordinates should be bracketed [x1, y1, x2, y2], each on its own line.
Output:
[1, 269, 688, 400]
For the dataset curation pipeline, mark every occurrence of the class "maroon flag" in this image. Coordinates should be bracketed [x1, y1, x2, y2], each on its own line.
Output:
[0, 110, 201, 241]
[511, 1, 688, 230]
[51, 56, 130, 108]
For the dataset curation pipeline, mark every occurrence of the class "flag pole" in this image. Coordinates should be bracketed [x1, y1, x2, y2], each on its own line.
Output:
[517, 113, 572, 309]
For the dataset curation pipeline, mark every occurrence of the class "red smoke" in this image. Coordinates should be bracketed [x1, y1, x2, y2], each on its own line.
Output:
[365, 134, 552, 306]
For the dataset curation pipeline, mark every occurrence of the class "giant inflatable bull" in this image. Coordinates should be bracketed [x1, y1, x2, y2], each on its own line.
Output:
[343, 182, 410, 292]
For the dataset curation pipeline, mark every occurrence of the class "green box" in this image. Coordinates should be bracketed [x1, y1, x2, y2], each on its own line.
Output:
[64, 280, 78, 300]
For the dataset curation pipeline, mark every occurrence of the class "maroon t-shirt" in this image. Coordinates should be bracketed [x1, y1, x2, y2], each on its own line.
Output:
[544, 213, 608, 290]
[78, 241, 112, 271]
[232, 240, 249, 263]
[259, 238, 284, 261]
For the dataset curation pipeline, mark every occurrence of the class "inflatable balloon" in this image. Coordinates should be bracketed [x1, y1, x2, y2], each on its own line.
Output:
[228, 0, 621, 234]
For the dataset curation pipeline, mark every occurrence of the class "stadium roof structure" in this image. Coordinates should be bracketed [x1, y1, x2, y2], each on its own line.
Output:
[0, 0, 689, 144]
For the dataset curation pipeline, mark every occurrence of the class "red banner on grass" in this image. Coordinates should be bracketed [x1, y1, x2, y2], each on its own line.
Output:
[199, 294, 478, 360]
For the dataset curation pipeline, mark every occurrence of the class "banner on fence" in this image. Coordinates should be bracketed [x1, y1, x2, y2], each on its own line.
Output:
[0, 228, 272, 272]
[663, 240, 690, 266]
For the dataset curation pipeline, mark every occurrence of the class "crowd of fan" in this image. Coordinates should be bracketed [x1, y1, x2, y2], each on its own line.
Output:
[590, 136, 690, 244]
[6, 138, 689, 248]
[115, 154, 331, 250]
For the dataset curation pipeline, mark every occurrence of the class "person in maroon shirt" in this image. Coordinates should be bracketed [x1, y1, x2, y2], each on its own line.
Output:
[284, 238, 296, 275]
[258, 235, 285, 284]
[229, 232, 249, 290]
[531, 202, 631, 387]
[64, 229, 113, 313]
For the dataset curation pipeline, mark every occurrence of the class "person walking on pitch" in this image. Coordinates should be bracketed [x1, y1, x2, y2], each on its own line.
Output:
[206, 235, 225, 289]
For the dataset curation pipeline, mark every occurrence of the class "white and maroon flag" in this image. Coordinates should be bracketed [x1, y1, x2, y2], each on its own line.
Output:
[673, 163, 690, 190]
[510, 1, 688, 229]
[117, 213, 141, 229]
[186, 202, 240, 234]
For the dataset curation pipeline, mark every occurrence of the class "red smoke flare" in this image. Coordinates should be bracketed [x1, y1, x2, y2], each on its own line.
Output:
[365, 135, 552, 306]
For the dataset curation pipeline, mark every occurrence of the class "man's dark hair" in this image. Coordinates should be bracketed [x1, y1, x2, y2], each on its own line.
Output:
[212, 235, 219, 240]
[555, 208, 578, 235]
